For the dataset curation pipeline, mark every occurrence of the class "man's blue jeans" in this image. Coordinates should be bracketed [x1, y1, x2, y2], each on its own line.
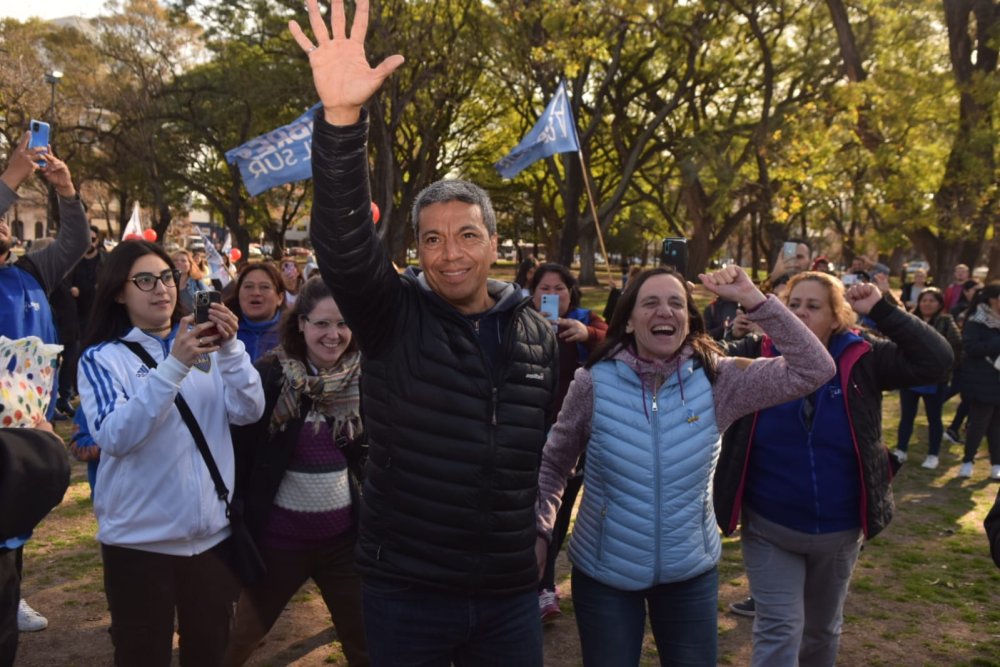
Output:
[361, 576, 542, 667]
[571, 566, 718, 667]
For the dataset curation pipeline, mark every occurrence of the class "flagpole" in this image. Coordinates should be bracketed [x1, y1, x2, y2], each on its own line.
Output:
[575, 152, 615, 289]
[564, 84, 615, 291]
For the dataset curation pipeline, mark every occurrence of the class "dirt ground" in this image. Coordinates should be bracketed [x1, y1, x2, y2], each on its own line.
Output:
[13, 452, 1000, 666]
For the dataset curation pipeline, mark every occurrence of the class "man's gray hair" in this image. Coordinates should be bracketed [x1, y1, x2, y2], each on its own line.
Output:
[411, 179, 497, 237]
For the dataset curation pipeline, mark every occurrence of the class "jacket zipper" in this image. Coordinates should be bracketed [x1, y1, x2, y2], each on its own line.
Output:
[651, 382, 662, 582]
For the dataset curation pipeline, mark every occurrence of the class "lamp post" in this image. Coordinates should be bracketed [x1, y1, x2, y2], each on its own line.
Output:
[43, 70, 63, 235]
[44, 70, 63, 123]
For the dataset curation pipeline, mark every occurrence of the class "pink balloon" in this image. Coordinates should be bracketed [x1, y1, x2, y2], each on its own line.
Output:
[229, 248, 242, 262]
[371, 201, 380, 225]
[142, 228, 157, 242]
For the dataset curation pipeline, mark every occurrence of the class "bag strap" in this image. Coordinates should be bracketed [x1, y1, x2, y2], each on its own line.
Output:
[119, 340, 231, 515]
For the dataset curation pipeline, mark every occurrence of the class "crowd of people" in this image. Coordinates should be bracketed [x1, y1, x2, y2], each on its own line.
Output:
[2, 1, 1000, 666]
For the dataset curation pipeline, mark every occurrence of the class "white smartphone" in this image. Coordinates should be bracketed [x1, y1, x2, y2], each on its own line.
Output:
[540, 294, 559, 322]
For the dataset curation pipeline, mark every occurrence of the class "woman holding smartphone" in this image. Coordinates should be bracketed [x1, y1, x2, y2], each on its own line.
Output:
[77, 240, 264, 665]
[528, 263, 608, 622]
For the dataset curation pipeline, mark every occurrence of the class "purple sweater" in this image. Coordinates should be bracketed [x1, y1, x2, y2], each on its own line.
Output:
[536, 295, 836, 539]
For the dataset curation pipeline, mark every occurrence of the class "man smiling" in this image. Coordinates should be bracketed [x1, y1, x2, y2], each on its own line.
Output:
[296, 0, 558, 662]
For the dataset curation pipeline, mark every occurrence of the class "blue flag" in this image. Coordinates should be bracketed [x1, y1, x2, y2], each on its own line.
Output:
[495, 82, 580, 179]
[225, 103, 322, 196]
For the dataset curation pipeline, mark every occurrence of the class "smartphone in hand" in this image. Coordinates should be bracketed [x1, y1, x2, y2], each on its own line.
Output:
[540, 294, 560, 323]
[661, 238, 688, 277]
[29, 120, 50, 168]
[782, 241, 798, 261]
[194, 290, 221, 337]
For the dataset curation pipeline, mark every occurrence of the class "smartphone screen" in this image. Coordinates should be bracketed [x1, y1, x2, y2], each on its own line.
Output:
[540, 294, 560, 322]
[29, 119, 50, 168]
[782, 241, 798, 260]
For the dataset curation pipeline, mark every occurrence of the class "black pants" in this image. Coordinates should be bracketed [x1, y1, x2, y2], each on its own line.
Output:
[0, 549, 18, 667]
[224, 532, 367, 666]
[101, 540, 238, 667]
[540, 474, 582, 592]
[964, 402, 1000, 464]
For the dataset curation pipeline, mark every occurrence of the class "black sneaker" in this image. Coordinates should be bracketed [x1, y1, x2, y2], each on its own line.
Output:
[729, 596, 756, 617]
[944, 428, 960, 444]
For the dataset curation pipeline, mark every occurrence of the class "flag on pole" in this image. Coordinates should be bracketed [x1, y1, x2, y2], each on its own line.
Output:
[199, 230, 232, 288]
[225, 103, 322, 197]
[495, 82, 580, 179]
[121, 202, 143, 240]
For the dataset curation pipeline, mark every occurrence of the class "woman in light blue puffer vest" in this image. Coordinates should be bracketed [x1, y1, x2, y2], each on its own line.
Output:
[535, 265, 835, 667]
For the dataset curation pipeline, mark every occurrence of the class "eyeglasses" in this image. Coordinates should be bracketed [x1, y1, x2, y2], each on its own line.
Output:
[129, 269, 181, 292]
[240, 282, 275, 293]
[300, 315, 344, 331]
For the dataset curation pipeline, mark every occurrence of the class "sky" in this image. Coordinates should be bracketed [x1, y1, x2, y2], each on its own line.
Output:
[1, 0, 108, 21]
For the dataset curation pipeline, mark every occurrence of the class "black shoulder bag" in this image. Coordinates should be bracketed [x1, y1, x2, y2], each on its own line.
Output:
[120, 340, 266, 586]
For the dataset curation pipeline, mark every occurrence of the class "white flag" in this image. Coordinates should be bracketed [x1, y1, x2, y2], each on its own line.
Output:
[121, 202, 143, 240]
[200, 230, 232, 288]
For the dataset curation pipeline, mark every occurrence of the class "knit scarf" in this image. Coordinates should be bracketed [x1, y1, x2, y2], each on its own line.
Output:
[269, 345, 363, 439]
[968, 302, 1000, 330]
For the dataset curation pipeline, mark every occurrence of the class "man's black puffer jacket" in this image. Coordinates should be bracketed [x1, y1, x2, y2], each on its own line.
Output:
[309, 110, 558, 594]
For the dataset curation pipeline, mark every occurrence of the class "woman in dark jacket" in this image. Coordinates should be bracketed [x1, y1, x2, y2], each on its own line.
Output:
[893, 287, 962, 470]
[528, 262, 608, 622]
[956, 282, 1000, 481]
[715, 272, 952, 667]
[225, 277, 368, 666]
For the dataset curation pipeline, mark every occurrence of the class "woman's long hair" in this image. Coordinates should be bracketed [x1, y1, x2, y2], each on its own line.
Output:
[279, 276, 358, 364]
[514, 256, 540, 288]
[172, 248, 205, 281]
[82, 241, 182, 349]
[586, 267, 720, 379]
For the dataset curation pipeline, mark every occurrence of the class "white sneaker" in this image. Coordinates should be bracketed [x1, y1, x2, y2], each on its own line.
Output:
[990, 464, 1000, 481]
[921, 455, 939, 470]
[17, 599, 47, 632]
[958, 462, 974, 478]
[893, 449, 908, 463]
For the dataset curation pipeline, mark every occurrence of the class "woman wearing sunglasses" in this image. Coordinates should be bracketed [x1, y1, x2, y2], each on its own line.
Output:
[77, 240, 265, 666]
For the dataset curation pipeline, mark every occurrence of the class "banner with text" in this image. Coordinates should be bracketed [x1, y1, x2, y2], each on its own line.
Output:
[225, 103, 322, 197]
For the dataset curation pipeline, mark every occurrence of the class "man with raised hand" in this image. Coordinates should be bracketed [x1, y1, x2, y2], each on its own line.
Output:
[291, 1, 558, 664]
[1, 134, 89, 637]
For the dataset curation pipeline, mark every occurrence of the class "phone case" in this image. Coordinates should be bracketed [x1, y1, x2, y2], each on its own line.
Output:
[29, 120, 50, 167]
[540, 294, 560, 321]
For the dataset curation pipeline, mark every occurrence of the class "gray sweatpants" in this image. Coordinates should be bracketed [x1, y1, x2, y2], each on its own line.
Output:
[741, 509, 863, 667]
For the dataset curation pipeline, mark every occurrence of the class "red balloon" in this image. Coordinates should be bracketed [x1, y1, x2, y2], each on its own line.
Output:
[124, 233, 142, 241]
[371, 201, 380, 225]
[142, 228, 157, 242]
[229, 248, 242, 262]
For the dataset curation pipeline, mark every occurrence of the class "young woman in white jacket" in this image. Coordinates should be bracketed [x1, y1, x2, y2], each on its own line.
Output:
[78, 240, 265, 666]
